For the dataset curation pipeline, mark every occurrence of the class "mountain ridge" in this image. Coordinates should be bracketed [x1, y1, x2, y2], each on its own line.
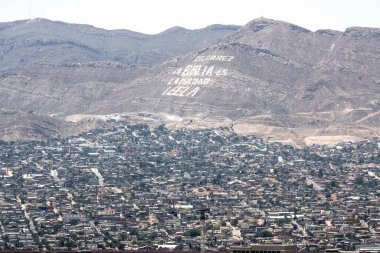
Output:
[0, 18, 379, 145]
[0, 18, 240, 73]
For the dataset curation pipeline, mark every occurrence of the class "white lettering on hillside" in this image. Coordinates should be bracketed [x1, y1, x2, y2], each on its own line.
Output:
[162, 54, 234, 98]
[194, 55, 234, 62]
[162, 86, 200, 97]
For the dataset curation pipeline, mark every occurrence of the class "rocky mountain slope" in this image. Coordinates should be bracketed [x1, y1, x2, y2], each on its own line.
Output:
[123, 18, 380, 144]
[0, 18, 379, 144]
[0, 108, 73, 141]
[0, 18, 239, 73]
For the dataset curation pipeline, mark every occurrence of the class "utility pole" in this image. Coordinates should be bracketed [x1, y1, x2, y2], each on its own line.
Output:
[201, 211, 205, 253]
[29, 0, 32, 20]
[199, 208, 209, 253]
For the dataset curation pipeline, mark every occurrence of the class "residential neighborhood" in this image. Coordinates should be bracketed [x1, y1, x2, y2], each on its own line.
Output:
[0, 120, 379, 251]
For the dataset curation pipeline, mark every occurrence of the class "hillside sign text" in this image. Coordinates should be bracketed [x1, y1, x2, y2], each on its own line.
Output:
[162, 55, 234, 97]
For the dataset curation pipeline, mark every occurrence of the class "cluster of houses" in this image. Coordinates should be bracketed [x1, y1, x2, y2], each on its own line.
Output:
[0, 120, 379, 251]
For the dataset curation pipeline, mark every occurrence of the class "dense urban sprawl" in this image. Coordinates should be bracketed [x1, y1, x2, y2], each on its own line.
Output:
[0, 120, 379, 251]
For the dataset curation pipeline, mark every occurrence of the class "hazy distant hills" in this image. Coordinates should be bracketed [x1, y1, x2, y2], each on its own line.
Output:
[0, 18, 239, 73]
[0, 18, 379, 144]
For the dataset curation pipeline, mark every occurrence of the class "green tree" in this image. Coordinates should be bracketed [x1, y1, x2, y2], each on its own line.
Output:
[70, 219, 79, 226]
[230, 219, 238, 226]
[329, 180, 339, 188]
[354, 175, 364, 185]
[14, 241, 24, 248]
[318, 168, 323, 178]
[257, 230, 273, 238]
[65, 240, 77, 249]
[184, 228, 201, 237]
[129, 227, 139, 236]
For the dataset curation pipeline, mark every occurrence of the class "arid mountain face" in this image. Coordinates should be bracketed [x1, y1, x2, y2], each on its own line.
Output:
[0, 18, 239, 140]
[0, 18, 239, 73]
[126, 18, 380, 144]
[0, 18, 379, 144]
